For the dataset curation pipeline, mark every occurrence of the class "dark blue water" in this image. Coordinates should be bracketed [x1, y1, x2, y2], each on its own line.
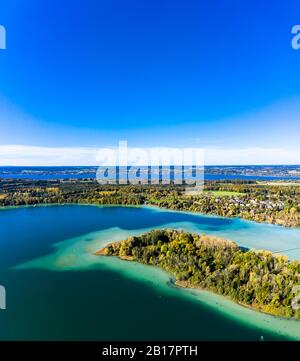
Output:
[0, 205, 297, 340]
[0, 166, 299, 181]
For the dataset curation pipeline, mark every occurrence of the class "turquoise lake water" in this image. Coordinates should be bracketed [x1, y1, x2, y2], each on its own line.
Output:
[0, 204, 300, 340]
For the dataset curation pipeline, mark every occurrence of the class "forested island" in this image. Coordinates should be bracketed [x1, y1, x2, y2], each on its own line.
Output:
[0, 179, 300, 227]
[97, 229, 300, 318]
[1, 177, 300, 318]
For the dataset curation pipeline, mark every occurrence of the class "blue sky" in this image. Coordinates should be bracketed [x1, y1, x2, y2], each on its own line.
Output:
[0, 0, 300, 164]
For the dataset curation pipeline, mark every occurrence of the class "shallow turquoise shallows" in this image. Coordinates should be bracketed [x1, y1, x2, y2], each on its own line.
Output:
[0, 204, 300, 341]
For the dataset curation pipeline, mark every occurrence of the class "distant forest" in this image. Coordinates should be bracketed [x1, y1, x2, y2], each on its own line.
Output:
[0, 179, 300, 227]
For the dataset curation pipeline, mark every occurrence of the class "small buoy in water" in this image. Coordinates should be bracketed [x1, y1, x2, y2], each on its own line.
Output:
[260, 336, 264, 341]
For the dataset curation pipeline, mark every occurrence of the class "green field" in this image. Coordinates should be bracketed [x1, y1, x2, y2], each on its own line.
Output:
[206, 190, 245, 197]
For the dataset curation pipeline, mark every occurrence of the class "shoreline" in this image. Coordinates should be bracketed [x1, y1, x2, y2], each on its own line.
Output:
[96, 250, 297, 321]
[3, 203, 300, 260]
[0, 201, 299, 231]
[14, 219, 300, 340]
[173, 280, 288, 320]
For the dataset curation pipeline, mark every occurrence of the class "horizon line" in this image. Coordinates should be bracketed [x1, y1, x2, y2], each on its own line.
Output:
[0, 164, 300, 167]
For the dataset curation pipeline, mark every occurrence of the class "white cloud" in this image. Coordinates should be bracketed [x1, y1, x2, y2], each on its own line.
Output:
[0, 145, 299, 166]
[0, 145, 99, 166]
[204, 147, 300, 165]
